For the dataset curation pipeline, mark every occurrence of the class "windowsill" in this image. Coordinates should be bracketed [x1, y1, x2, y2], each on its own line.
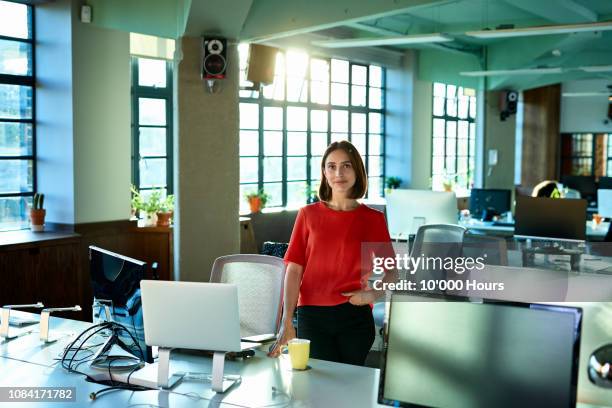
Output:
[238, 197, 388, 217]
[238, 192, 470, 217]
[0, 229, 80, 248]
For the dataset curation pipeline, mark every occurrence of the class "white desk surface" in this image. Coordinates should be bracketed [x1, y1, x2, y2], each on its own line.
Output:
[459, 219, 610, 239]
[0, 311, 610, 408]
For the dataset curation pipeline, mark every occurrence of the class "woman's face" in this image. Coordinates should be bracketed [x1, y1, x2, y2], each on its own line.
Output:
[324, 149, 356, 197]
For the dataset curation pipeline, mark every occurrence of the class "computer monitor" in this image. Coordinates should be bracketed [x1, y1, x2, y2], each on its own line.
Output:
[560, 175, 596, 202]
[514, 196, 587, 241]
[598, 176, 612, 190]
[89, 246, 152, 363]
[89, 245, 146, 307]
[386, 189, 457, 238]
[469, 188, 511, 220]
[597, 189, 612, 218]
[379, 293, 582, 408]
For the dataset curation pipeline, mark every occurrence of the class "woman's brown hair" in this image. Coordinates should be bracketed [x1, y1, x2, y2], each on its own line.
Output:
[318, 140, 367, 201]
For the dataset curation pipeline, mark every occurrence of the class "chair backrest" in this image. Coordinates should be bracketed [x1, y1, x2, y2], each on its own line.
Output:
[410, 224, 466, 257]
[409, 224, 466, 283]
[462, 232, 509, 266]
[210, 254, 285, 337]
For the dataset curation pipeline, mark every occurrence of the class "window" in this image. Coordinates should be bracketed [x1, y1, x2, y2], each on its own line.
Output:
[0, 1, 34, 231]
[431, 82, 476, 192]
[238, 45, 385, 213]
[560, 133, 612, 177]
[131, 57, 173, 199]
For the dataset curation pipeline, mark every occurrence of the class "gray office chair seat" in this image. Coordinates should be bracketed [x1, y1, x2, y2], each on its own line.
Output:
[210, 254, 285, 338]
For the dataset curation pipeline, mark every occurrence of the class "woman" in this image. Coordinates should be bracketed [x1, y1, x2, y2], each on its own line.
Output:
[268, 141, 394, 366]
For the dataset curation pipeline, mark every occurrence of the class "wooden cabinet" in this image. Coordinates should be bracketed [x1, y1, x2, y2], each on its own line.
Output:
[0, 222, 174, 322]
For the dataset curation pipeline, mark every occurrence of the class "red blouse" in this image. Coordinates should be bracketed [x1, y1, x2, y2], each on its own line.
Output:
[284, 202, 393, 306]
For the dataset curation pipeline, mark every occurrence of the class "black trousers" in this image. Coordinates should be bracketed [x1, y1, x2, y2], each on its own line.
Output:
[297, 302, 375, 366]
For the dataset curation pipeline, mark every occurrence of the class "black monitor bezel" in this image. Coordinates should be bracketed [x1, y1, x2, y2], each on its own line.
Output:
[514, 196, 587, 241]
[377, 292, 582, 408]
[469, 188, 512, 219]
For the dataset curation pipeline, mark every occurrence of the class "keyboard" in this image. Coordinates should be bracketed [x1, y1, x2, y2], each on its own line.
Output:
[492, 221, 515, 227]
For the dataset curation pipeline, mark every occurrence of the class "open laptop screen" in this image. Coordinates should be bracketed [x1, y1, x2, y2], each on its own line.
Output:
[379, 294, 582, 408]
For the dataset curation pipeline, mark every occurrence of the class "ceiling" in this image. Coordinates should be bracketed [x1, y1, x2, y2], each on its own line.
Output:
[88, 0, 612, 90]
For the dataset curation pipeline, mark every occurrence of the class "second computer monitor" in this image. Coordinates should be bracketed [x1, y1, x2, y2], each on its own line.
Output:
[514, 196, 587, 241]
[561, 175, 596, 202]
[597, 189, 612, 218]
[386, 189, 457, 237]
[469, 188, 511, 220]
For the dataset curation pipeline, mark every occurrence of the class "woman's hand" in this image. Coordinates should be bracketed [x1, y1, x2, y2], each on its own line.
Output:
[342, 289, 380, 305]
[267, 323, 297, 357]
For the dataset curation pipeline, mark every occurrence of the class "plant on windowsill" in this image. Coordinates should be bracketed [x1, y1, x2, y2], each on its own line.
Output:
[156, 194, 175, 227]
[131, 185, 144, 219]
[131, 188, 167, 227]
[384, 176, 402, 194]
[442, 171, 457, 192]
[305, 184, 320, 204]
[245, 190, 270, 213]
[30, 193, 46, 232]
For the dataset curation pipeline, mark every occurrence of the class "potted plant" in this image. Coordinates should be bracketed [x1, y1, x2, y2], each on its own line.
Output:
[131, 185, 144, 219]
[305, 184, 320, 204]
[245, 190, 270, 213]
[140, 189, 162, 227]
[30, 193, 46, 232]
[385, 176, 401, 194]
[156, 194, 174, 227]
[442, 171, 456, 192]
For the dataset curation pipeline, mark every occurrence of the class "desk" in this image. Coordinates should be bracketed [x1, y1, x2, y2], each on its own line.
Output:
[459, 220, 610, 241]
[0, 311, 610, 407]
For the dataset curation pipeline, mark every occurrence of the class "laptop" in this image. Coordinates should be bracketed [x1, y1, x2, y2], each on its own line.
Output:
[140, 280, 259, 352]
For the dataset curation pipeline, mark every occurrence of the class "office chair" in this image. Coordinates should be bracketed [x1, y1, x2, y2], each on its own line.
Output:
[406, 224, 467, 296]
[531, 180, 559, 198]
[462, 232, 508, 266]
[210, 254, 285, 338]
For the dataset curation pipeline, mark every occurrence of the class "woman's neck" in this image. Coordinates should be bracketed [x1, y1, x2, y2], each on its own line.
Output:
[326, 196, 359, 211]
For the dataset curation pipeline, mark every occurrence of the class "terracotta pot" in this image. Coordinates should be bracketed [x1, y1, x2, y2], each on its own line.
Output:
[156, 211, 173, 227]
[249, 197, 262, 213]
[30, 208, 46, 232]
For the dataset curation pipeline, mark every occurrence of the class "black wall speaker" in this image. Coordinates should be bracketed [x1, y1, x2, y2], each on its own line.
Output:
[500, 90, 518, 121]
[202, 37, 227, 79]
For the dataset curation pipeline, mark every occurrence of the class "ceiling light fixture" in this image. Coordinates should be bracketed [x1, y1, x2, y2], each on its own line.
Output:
[579, 65, 612, 73]
[311, 33, 453, 48]
[460, 68, 563, 77]
[465, 21, 612, 39]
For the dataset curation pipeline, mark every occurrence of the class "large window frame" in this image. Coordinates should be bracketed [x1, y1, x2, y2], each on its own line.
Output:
[239, 47, 386, 212]
[131, 56, 173, 197]
[431, 82, 476, 192]
[560, 132, 612, 177]
[0, 1, 35, 231]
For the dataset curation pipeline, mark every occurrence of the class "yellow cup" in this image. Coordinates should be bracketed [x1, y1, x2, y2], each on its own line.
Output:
[283, 338, 310, 370]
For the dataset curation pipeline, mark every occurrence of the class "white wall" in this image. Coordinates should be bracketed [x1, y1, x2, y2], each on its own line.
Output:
[71, 5, 131, 223]
[385, 51, 412, 187]
[36, 0, 76, 224]
[561, 79, 612, 133]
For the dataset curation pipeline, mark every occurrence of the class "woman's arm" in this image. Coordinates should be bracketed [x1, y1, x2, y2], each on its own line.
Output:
[267, 261, 304, 357]
[342, 267, 398, 305]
